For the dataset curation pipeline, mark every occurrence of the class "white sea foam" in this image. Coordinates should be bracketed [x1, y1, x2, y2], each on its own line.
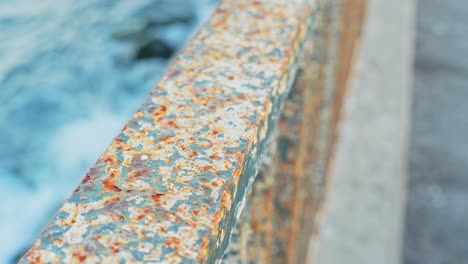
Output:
[0, 0, 215, 262]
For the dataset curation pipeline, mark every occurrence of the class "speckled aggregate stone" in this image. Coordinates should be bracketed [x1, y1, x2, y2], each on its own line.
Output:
[221, 2, 338, 260]
[20, 0, 319, 263]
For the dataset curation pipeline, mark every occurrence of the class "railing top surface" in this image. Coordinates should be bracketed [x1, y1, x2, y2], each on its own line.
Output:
[21, 0, 317, 263]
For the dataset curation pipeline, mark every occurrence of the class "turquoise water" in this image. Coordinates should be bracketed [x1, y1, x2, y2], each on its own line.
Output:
[0, 0, 215, 262]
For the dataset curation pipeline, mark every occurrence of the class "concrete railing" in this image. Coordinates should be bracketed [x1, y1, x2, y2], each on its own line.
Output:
[19, 0, 366, 263]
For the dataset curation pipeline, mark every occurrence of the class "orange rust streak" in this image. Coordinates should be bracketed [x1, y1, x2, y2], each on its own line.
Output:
[151, 193, 164, 204]
[220, 189, 232, 209]
[211, 9, 228, 28]
[72, 252, 87, 263]
[165, 237, 181, 251]
[211, 210, 223, 237]
[152, 105, 168, 123]
[129, 170, 147, 178]
[102, 169, 121, 192]
[196, 237, 209, 260]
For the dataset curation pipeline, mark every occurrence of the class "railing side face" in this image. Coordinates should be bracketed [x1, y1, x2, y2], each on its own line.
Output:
[19, 1, 318, 263]
[306, 0, 368, 260]
[223, 1, 337, 263]
[222, 0, 368, 263]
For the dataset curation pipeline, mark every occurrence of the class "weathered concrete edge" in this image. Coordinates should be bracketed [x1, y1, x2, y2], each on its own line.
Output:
[19, 1, 318, 263]
[309, 0, 416, 263]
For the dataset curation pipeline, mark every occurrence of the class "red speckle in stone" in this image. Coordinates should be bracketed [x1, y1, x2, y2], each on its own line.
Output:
[153, 105, 168, 122]
[251, 220, 259, 231]
[176, 104, 184, 110]
[232, 166, 242, 180]
[81, 174, 91, 184]
[188, 150, 199, 158]
[135, 214, 146, 221]
[234, 151, 243, 164]
[220, 189, 230, 208]
[197, 237, 210, 260]
[165, 237, 180, 251]
[228, 76, 234, 80]
[72, 252, 87, 263]
[151, 193, 164, 204]
[109, 196, 120, 204]
[192, 209, 200, 217]
[155, 84, 164, 91]
[211, 210, 223, 232]
[164, 212, 181, 223]
[167, 70, 181, 78]
[153, 105, 167, 115]
[88, 166, 100, 175]
[158, 135, 172, 142]
[212, 11, 228, 28]
[113, 213, 125, 221]
[109, 169, 118, 177]
[201, 165, 211, 172]
[252, 0, 262, 5]
[113, 186, 122, 192]
[143, 207, 153, 214]
[167, 120, 179, 128]
[104, 156, 119, 166]
[103, 170, 121, 192]
[129, 170, 147, 178]
[73, 186, 80, 194]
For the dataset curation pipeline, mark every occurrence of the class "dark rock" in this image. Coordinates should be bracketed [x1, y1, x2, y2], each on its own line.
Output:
[134, 38, 174, 60]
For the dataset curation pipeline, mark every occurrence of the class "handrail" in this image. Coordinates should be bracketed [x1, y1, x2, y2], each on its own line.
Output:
[19, 0, 367, 263]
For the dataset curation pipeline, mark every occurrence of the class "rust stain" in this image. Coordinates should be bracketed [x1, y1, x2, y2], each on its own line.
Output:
[102, 168, 121, 193]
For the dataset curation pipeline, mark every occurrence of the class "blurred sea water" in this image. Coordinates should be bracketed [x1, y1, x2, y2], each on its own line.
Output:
[0, 0, 215, 262]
